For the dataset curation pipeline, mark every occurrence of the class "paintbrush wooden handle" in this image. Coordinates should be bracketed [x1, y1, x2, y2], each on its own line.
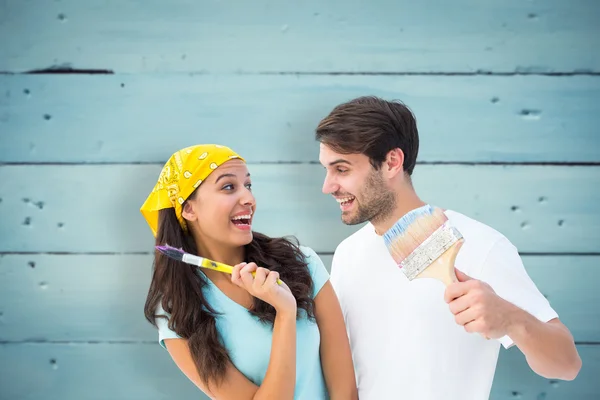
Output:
[199, 258, 283, 285]
[416, 239, 490, 340]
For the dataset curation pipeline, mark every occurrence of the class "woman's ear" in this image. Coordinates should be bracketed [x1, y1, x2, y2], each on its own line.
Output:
[181, 201, 196, 222]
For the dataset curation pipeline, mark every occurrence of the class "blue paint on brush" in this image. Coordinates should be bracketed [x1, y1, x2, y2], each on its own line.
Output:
[383, 205, 434, 247]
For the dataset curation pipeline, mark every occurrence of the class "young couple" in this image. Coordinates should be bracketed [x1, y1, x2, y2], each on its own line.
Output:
[140, 96, 581, 400]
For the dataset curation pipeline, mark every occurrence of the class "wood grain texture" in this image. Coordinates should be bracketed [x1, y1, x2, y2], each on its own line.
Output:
[0, 342, 597, 400]
[0, 164, 598, 253]
[1, 0, 598, 398]
[1, 75, 599, 163]
[491, 345, 599, 399]
[0, 254, 598, 342]
[1, 0, 598, 73]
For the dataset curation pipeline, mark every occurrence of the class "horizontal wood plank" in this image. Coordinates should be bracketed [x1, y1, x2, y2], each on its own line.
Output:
[0, 0, 598, 73]
[0, 342, 597, 400]
[1, 75, 599, 163]
[0, 165, 598, 253]
[491, 345, 599, 399]
[0, 342, 203, 400]
[0, 254, 597, 342]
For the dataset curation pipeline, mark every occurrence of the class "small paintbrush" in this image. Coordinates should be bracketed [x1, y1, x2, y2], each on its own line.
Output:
[156, 244, 283, 285]
[383, 205, 464, 286]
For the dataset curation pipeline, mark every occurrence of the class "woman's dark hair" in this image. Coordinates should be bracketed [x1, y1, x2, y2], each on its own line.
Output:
[315, 95, 420, 175]
[143, 190, 315, 387]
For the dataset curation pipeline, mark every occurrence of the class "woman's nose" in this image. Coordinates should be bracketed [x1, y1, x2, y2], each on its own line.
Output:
[241, 189, 255, 206]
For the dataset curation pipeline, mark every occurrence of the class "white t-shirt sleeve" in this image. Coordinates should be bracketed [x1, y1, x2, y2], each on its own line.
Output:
[155, 301, 182, 349]
[479, 238, 558, 349]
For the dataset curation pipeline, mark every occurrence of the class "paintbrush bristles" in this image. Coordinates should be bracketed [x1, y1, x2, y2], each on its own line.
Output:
[155, 244, 186, 262]
[383, 206, 449, 265]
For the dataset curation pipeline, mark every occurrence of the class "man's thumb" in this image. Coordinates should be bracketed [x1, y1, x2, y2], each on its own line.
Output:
[454, 268, 473, 282]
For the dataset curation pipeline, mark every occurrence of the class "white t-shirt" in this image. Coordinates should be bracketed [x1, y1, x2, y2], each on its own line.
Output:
[330, 210, 558, 400]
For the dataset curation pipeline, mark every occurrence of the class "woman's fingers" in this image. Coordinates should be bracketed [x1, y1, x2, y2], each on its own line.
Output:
[253, 267, 269, 289]
[264, 270, 280, 287]
[231, 262, 247, 286]
[239, 262, 259, 288]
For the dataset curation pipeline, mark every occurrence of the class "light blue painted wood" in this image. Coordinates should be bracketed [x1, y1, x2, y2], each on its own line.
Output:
[0, 342, 206, 400]
[0, 1, 596, 399]
[0, 165, 598, 253]
[1, 75, 599, 163]
[0, 254, 156, 342]
[490, 345, 600, 399]
[0, 255, 598, 342]
[0, 343, 597, 400]
[1, 0, 598, 73]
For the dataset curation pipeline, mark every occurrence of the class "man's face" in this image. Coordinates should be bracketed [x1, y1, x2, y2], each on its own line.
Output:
[319, 143, 395, 225]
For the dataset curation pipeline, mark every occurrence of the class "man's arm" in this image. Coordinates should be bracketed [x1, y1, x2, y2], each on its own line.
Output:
[445, 271, 581, 380]
[444, 238, 581, 381]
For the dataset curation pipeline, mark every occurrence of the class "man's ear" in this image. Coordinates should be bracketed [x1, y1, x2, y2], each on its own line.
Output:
[384, 148, 405, 178]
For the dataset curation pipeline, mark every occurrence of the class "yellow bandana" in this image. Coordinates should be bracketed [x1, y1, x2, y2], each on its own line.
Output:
[140, 144, 245, 236]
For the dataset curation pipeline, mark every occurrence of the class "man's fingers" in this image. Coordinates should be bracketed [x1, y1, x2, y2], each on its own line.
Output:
[464, 320, 483, 334]
[444, 282, 472, 303]
[448, 295, 472, 315]
[454, 268, 473, 282]
[454, 307, 478, 326]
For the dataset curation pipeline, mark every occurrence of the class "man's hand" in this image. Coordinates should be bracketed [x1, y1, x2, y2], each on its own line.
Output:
[444, 268, 518, 339]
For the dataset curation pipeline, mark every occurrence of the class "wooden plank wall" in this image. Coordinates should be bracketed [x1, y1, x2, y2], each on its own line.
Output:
[1, 1, 599, 399]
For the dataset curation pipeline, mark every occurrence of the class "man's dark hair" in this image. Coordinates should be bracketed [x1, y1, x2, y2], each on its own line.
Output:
[315, 96, 419, 175]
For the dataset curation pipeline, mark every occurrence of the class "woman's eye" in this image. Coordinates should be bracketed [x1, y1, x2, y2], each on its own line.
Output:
[245, 183, 252, 190]
[222, 184, 234, 191]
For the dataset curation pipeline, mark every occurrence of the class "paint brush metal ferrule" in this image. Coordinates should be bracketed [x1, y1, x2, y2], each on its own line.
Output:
[181, 252, 204, 266]
[400, 221, 463, 280]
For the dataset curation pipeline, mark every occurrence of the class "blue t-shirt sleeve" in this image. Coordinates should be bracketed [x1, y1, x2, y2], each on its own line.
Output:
[300, 246, 330, 298]
[155, 301, 182, 349]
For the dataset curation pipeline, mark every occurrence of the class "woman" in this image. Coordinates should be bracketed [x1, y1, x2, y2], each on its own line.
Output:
[141, 144, 357, 399]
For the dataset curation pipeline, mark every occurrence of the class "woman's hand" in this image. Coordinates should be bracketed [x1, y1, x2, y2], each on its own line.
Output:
[231, 262, 297, 314]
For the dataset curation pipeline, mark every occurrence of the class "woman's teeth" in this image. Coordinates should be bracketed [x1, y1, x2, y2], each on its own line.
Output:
[231, 215, 252, 226]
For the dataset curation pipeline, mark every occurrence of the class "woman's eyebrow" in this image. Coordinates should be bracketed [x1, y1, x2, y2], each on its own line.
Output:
[215, 172, 251, 183]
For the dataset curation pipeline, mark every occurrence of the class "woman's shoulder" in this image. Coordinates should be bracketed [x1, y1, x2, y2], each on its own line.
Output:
[297, 245, 330, 296]
[260, 234, 316, 263]
[298, 245, 318, 259]
[298, 245, 325, 270]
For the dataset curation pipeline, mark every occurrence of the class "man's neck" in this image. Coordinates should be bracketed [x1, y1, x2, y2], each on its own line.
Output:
[372, 189, 426, 236]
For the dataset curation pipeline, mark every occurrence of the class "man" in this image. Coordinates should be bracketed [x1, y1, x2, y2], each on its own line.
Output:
[316, 96, 581, 400]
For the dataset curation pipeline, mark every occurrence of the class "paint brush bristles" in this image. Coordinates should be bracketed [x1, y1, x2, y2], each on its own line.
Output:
[383, 205, 463, 282]
[383, 205, 446, 264]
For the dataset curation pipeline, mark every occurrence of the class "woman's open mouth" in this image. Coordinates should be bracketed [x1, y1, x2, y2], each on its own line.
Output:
[231, 214, 252, 231]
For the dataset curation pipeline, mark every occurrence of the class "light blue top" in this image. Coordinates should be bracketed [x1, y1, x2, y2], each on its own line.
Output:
[156, 246, 330, 400]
